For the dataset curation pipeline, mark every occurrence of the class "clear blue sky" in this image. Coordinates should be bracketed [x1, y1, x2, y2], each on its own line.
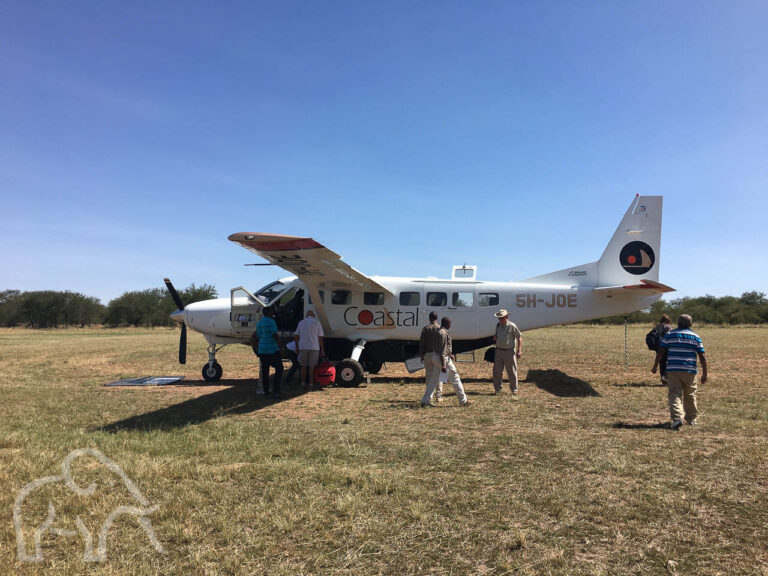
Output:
[2, 1, 766, 304]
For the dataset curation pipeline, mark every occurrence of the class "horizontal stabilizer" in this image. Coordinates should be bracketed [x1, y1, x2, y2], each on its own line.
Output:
[593, 279, 675, 297]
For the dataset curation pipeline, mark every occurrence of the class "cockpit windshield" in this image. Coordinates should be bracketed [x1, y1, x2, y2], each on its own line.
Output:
[254, 281, 287, 305]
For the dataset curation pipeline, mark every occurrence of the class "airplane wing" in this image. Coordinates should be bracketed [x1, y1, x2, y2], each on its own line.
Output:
[593, 279, 676, 296]
[228, 233, 391, 293]
[228, 233, 392, 333]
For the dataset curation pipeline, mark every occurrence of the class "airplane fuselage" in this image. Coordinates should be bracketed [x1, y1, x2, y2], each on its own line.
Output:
[178, 275, 661, 363]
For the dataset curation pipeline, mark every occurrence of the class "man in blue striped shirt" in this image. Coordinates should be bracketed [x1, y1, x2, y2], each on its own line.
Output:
[652, 314, 708, 430]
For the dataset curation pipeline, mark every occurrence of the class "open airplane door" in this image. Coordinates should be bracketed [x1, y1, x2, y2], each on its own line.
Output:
[230, 286, 263, 332]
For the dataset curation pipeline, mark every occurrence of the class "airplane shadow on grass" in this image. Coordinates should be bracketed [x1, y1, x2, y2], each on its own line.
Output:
[96, 380, 304, 433]
[523, 369, 600, 398]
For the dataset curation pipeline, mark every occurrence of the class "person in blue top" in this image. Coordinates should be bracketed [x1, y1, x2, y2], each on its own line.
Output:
[651, 314, 708, 430]
[251, 307, 285, 398]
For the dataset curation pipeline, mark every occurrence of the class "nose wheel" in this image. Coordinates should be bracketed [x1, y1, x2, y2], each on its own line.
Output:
[200, 342, 227, 382]
[202, 361, 223, 382]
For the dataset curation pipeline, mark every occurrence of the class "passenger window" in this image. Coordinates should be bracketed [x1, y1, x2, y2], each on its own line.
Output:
[426, 292, 447, 307]
[479, 293, 499, 307]
[399, 292, 420, 306]
[452, 292, 474, 308]
[331, 290, 351, 305]
[364, 292, 385, 305]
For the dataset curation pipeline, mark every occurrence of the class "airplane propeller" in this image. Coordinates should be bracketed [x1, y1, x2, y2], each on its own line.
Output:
[163, 278, 187, 365]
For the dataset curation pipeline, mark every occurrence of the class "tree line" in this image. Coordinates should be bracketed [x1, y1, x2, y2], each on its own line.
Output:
[0, 288, 765, 329]
[0, 284, 217, 328]
[588, 291, 768, 325]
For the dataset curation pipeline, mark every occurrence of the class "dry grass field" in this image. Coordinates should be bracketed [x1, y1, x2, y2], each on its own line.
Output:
[1, 325, 766, 575]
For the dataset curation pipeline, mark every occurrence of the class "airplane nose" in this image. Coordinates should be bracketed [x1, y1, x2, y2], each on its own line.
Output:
[170, 309, 186, 324]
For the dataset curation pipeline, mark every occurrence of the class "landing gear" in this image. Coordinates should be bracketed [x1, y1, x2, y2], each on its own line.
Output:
[336, 359, 364, 387]
[201, 342, 228, 382]
[334, 339, 368, 387]
[202, 361, 223, 382]
[362, 360, 383, 374]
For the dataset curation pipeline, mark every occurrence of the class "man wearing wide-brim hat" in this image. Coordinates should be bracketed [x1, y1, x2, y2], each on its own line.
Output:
[492, 309, 522, 394]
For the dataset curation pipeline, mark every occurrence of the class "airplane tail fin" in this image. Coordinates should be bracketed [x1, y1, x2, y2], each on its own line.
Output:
[596, 195, 662, 287]
[523, 195, 664, 288]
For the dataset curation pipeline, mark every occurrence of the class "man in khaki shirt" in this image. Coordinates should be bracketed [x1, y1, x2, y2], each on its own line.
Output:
[419, 312, 442, 407]
[492, 309, 522, 394]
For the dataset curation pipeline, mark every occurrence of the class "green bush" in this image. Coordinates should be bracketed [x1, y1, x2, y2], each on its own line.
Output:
[0, 283, 216, 328]
[590, 291, 768, 326]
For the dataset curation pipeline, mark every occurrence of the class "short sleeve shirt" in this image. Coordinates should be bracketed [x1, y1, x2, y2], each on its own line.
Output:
[659, 328, 705, 373]
[256, 316, 279, 355]
[295, 316, 324, 350]
[495, 322, 521, 350]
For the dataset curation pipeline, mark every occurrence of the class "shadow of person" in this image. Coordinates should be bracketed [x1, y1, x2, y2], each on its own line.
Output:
[368, 376, 493, 385]
[523, 369, 600, 397]
[612, 381, 666, 388]
[369, 376, 422, 385]
[612, 421, 670, 430]
[95, 384, 300, 433]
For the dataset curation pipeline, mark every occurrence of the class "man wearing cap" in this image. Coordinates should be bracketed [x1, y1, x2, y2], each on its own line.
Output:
[493, 309, 522, 394]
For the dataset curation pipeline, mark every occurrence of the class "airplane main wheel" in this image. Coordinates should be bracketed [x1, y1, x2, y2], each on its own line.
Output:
[362, 360, 383, 375]
[336, 359, 364, 387]
[202, 361, 223, 382]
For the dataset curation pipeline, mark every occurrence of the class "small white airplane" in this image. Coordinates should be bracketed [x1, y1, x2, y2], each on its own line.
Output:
[166, 195, 673, 386]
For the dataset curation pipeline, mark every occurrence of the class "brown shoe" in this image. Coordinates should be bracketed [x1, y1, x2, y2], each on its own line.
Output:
[460, 400, 472, 407]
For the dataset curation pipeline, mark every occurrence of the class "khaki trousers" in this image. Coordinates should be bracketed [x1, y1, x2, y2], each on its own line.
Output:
[421, 353, 442, 405]
[493, 348, 518, 392]
[439, 357, 468, 404]
[667, 371, 698, 423]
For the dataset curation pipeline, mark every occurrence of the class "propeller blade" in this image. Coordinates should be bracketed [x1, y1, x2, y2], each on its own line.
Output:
[179, 323, 187, 365]
[164, 278, 185, 311]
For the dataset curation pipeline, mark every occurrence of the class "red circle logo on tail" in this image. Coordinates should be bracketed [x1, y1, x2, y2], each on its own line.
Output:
[619, 241, 655, 275]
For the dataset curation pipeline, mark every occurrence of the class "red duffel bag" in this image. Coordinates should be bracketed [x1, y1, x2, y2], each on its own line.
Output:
[314, 361, 336, 387]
